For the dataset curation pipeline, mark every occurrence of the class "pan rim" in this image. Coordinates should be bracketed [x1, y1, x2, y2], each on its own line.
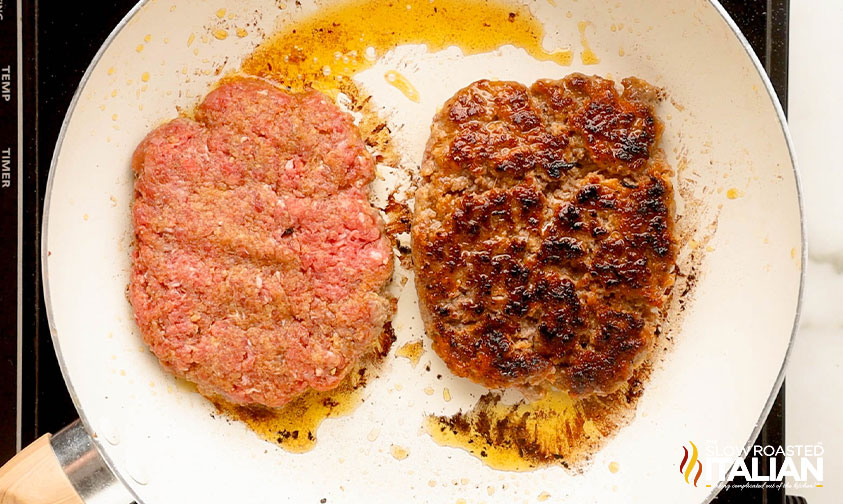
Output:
[39, 1, 806, 502]
[697, 1, 806, 501]
[41, 2, 151, 501]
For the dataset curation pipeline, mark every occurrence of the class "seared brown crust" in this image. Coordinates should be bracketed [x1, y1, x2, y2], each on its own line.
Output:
[413, 74, 676, 397]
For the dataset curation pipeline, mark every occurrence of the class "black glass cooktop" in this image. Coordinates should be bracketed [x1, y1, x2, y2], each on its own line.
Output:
[4, 1, 792, 502]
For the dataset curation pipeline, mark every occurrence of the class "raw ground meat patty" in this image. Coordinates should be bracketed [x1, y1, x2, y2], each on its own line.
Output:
[129, 78, 394, 408]
[413, 74, 677, 397]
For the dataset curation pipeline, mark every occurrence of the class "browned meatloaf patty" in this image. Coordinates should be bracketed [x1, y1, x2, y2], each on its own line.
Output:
[129, 78, 393, 408]
[412, 74, 676, 397]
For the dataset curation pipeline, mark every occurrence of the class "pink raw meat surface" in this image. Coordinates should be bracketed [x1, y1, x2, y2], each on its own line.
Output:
[129, 78, 393, 407]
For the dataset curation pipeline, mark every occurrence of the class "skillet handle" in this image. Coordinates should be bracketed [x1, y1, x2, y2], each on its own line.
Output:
[0, 434, 82, 504]
[0, 421, 134, 504]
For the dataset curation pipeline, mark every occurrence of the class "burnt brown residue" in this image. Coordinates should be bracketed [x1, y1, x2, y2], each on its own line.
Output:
[426, 366, 650, 471]
[378, 321, 398, 358]
[383, 193, 415, 270]
[385, 193, 413, 236]
[664, 151, 720, 341]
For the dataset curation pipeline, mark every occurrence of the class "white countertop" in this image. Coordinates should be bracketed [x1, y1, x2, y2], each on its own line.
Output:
[786, 1, 843, 502]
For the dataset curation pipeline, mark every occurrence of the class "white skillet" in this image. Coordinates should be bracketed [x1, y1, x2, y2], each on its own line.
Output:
[1, 1, 804, 503]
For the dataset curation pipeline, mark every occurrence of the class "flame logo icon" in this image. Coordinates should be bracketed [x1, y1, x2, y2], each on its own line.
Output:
[679, 441, 703, 486]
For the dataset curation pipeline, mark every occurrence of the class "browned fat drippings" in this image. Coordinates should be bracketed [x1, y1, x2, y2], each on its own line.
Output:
[384, 70, 421, 103]
[577, 20, 600, 65]
[425, 370, 646, 471]
[242, 0, 572, 95]
[395, 339, 424, 367]
[215, 367, 368, 452]
[215, 324, 396, 452]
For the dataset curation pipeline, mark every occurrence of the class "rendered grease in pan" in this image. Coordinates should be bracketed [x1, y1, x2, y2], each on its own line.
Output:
[425, 369, 648, 471]
[215, 362, 369, 453]
[242, 0, 575, 94]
